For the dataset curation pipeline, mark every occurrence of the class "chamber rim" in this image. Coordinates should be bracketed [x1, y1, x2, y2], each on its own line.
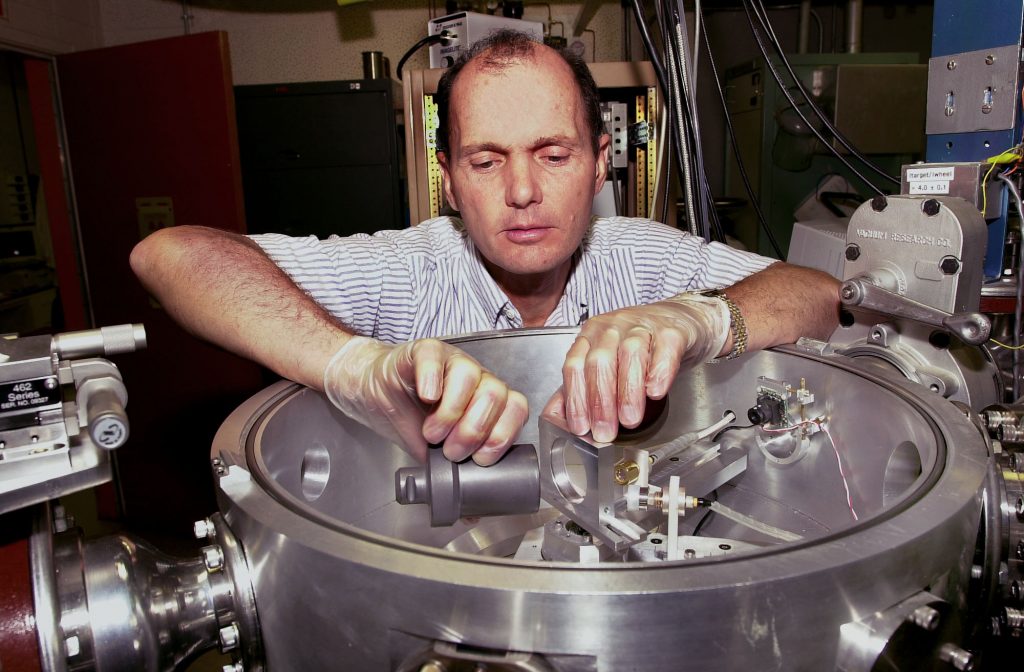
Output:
[213, 332, 987, 590]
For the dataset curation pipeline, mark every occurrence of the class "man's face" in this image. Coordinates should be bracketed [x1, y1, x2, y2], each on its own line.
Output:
[437, 49, 610, 286]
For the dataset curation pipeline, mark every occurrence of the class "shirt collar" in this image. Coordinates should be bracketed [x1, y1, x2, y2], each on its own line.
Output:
[460, 225, 522, 329]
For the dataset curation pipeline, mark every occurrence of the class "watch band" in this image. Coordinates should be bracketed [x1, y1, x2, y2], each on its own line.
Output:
[701, 290, 747, 361]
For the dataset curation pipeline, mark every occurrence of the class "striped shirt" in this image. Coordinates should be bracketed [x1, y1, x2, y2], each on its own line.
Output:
[250, 216, 775, 344]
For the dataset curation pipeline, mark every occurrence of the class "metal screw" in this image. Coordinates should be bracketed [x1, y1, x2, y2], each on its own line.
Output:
[871, 195, 887, 211]
[923, 199, 941, 216]
[909, 605, 941, 631]
[939, 256, 961, 275]
[219, 623, 240, 652]
[986, 54, 996, 65]
[44, 377, 57, 390]
[947, 60, 957, 70]
[194, 518, 216, 540]
[845, 244, 861, 261]
[938, 643, 975, 671]
[202, 544, 225, 571]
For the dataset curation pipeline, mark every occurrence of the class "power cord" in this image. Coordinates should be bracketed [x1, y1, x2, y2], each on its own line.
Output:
[397, 31, 452, 80]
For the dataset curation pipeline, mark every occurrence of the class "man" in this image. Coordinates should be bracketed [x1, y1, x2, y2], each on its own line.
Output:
[130, 31, 839, 467]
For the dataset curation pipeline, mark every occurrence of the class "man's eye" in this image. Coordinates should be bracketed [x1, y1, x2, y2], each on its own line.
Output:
[543, 154, 570, 165]
[472, 159, 496, 170]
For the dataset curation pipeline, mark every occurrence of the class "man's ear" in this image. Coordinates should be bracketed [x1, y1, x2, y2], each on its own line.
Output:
[437, 151, 459, 211]
[593, 133, 611, 195]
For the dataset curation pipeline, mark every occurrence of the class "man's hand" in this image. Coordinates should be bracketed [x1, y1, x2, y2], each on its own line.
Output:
[560, 295, 730, 443]
[323, 337, 529, 465]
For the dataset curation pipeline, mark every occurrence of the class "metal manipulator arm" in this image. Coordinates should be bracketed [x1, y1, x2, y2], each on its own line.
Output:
[840, 277, 991, 345]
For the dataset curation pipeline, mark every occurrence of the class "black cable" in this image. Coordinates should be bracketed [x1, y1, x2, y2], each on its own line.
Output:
[700, 8, 784, 257]
[749, 0, 900, 187]
[692, 489, 718, 536]
[740, 0, 886, 198]
[630, 0, 691, 229]
[397, 33, 448, 80]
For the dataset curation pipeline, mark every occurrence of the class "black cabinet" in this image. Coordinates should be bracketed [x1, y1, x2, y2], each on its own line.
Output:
[235, 79, 405, 238]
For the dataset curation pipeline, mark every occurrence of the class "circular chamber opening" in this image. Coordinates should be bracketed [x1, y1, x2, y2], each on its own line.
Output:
[839, 310, 855, 328]
[549, 438, 587, 504]
[299, 442, 331, 502]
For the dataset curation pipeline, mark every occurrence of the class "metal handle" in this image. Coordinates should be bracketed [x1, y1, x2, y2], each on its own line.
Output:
[53, 324, 147, 360]
[840, 278, 990, 345]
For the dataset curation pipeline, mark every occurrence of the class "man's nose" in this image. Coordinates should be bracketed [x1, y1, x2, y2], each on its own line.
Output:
[505, 155, 541, 208]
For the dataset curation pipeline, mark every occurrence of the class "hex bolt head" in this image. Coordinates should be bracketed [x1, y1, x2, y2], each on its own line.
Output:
[909, 605, 941, 631]
[219, 623, 240, 652]
[939, 256, 961, 275]
[193, 518, 216, 540]
[845, 244, 861, 261]
[202, 544, 225, 571]
[871, 195, 887, 211]
[923, 199, 941, 216]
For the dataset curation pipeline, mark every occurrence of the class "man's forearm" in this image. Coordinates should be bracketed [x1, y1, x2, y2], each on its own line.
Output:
[130, 225, 352, 389]
[723, 262, 841, 354]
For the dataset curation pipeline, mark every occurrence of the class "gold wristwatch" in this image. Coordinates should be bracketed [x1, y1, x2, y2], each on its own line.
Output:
[700, 289, 747, 361]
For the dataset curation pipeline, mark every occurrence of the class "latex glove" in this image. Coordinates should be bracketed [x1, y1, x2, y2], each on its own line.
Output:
[323, 336, 529, 465]
[561, 294, 730, 443]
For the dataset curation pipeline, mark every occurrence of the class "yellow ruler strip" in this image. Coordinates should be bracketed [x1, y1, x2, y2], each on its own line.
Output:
[424, 94, 443, 219]
[635, 93, 648, 219]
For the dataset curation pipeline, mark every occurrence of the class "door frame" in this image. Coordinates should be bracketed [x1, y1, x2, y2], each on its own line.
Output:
[0, 39, 91, 330]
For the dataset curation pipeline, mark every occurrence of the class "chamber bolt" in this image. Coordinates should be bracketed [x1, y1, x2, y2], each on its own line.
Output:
[939, 256, 960, 275]
[419, 662, 446, 672]
[938, 643, 975, 671]
[871, 195, 887, 211]
[844, 244, 861, 261]
[202, 544, 225, 571]
[923, 199, 941, 216]
[194, 518, 216, 540]
[219, 623, 240, 652]
[910, 605, 941, 631]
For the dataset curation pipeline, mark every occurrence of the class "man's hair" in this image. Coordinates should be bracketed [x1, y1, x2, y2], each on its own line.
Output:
[434, 29, 604, 155]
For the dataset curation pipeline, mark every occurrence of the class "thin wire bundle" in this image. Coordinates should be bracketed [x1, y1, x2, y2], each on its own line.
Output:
[629, 0, 722, 242]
